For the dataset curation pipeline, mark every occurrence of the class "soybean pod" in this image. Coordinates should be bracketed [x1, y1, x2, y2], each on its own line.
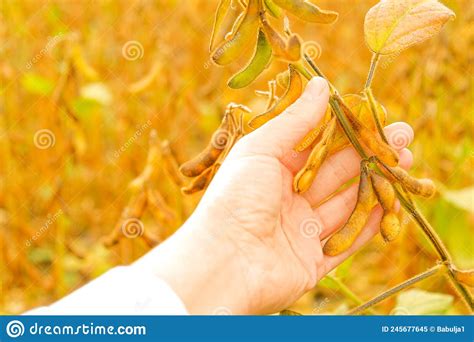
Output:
[323, 160, 377, 256]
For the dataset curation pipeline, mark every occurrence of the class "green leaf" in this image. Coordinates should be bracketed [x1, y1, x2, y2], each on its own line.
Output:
[442, 186, 474, 214]
[318, 275, 339, 290]
[227, 29, 272, 88]
[21, 73, 54, 96]
[392, 289, 453, 315]
[364, 0, 455, 55]
[336, 255, 353, 279]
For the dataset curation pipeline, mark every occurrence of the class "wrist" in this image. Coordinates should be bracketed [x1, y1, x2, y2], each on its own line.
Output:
[135, 216, 250, 314]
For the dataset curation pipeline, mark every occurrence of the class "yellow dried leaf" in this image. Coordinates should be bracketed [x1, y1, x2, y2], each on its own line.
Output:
[364, 0, 455, 55]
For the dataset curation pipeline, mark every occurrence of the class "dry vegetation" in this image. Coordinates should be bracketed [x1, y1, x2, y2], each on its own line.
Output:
[1, 0, 473, 314]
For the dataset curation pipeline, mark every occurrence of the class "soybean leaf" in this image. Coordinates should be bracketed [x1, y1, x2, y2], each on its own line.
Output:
[228, 29, 272, 88]
[364, 0, 455, 55]
[272, 0, 338, 24]
[209, 0, 231, 52]
[393, 289, 453, 315]
[318, 275, 339, 290]
[442, 186, 474, 214]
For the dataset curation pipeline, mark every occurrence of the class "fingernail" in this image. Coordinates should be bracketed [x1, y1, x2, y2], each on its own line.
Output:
[303, 77, 328, 101]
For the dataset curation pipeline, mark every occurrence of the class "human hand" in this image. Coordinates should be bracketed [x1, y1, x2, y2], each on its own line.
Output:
[136, 77, 414, 315]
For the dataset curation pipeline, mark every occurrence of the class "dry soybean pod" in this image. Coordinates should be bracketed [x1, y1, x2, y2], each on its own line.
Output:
[179, 116, 230, 178]
[293, 116, 337, 193]
[376, 160, 436, 198]
[323, 161, 377, 256]
[161, 140, 184, 187]
[181, 164, 219, 195]
[146, 187, 176, 225]
[103, 190, 148, 247]
[249, 64, 302, 129]
[294, 106, 332, 152]
[228, 29, 272, 89]
[224, 11, 245, 41]
[272, 0, 338, 24]
[129, 130, 160, 191]
[370, 171, 401, 242]
[209, 0, 232, 52]
[326, 94, 385, 156]
[335, 96, 399, 167]
[211, 0, 259, 65]
[260, 14, 301, 61]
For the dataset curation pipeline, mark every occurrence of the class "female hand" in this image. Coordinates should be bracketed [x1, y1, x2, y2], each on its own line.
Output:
[136, 77, 414, 315]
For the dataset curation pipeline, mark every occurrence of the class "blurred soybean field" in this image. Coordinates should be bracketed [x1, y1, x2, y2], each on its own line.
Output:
[0, 0, 473, 314]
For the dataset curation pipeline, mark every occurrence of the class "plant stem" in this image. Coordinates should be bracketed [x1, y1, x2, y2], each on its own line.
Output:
[348, 265, 442, 315]
[365, 87, 389, 144]
[300, 58, 367, 159]
[327, 275, 376, 314]
[365, 53, 380, 89]
[395, 188, 474, 311]
[293, 61, 313, 80]
[395, 189, 450, 261]
[304, 53, 325, 78]
[329, 96, 368, 159]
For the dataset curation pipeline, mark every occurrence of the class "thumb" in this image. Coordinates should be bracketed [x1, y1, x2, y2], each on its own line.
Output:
[242, 77, 329, 158]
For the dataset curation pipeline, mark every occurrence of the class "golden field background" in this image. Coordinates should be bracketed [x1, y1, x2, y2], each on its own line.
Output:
[1, 0, 473, 314]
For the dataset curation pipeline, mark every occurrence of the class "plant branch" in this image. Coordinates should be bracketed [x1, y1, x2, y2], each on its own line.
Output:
[300, 57, 367, 159]
[327, 275, 376, 314]
[348, 264, 442, 315]
[365, 53, 380, 89]
[365, 87, 388, 144]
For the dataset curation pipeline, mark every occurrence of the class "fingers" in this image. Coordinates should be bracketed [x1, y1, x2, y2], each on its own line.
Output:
[302, 122, 414, 206]
[320, 207, 384, 276]
[315, 148, 413, 239]
[236, 77, 329, 159]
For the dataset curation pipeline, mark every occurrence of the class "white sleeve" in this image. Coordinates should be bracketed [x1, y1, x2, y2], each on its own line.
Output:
[24, 266, 188, 315]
